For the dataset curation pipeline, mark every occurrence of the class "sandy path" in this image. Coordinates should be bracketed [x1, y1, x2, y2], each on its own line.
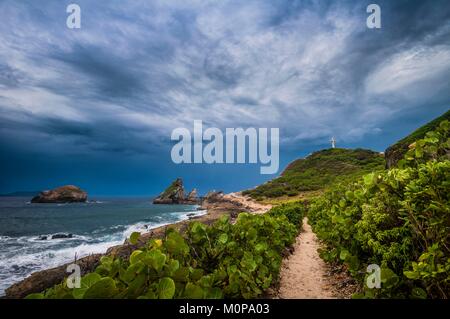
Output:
[223, 192, 272, 214]
[277, 217, 336, 299]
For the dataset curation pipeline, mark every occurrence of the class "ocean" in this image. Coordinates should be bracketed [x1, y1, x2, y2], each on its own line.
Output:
[0, 197, 206, 296]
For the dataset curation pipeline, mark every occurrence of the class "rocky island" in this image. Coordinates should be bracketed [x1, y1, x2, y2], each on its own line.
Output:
[153, 178, 200, 204]
[31, 185, 88, 203]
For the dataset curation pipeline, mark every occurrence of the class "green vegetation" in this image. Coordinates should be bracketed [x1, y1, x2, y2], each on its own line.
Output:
[308, 120, 450, 298]
[385, 109, 450, 168]
[243, 148, 384, 199]
[26, 204, 306, 299]
[268, 201, 308, 228]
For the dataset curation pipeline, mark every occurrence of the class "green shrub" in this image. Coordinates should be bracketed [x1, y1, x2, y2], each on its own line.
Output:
[308, 120, 450, 299]
[27, 209, 300, 299]
[268, 201, 307, 228]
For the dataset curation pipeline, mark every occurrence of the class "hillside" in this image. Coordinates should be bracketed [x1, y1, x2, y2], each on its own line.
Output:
[385, 109, 450, 168]
[243, 148, 384, 200]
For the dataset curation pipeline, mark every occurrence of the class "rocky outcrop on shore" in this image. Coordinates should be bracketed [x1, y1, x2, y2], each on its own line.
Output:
[186, 188, 198, 202]
[31, 185, 88, 203]
[153, 178, 200, 204]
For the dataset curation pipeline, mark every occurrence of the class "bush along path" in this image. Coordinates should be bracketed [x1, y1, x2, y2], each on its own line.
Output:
[309, 120, 449, 299]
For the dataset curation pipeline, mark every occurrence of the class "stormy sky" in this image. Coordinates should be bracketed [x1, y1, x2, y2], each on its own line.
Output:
[0, 0, 449, 196]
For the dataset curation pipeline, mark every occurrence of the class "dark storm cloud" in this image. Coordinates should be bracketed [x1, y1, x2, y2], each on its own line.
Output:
[51, 45, 147, 98]
[0, 0, 449, 193]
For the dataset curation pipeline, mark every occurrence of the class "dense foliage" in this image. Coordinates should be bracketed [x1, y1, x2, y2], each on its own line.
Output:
[308, 120, 450, 298]
[268, 201, 307, 228]
[26, 204, 306, 299]
[243, 149, 384, 199]
[385, 110, 450, 168]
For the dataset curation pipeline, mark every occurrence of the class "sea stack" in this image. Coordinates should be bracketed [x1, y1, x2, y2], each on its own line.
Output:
[31, 185, 88, 203]
[153, 178, 200, 204]
[186, 188, 199, 203]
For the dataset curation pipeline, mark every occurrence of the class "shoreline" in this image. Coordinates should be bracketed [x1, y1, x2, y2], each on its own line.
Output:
[3, 192, 271, 299]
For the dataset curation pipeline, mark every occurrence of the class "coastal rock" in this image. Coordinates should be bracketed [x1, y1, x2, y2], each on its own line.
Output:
[31, 185, 87, 203]
[204, 191, 224, 202]
[153, 178, 185, 204]
[4, 254, 102, 299]
[51, 233, 73, 240]
[153, 178, 200, 204]
[186, 188, 199, 203]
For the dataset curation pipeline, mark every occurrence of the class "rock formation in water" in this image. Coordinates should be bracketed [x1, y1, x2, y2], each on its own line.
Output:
[185, 188, 199, 203]
[153, 178, 200, 204]
[31, 185, 88, 203]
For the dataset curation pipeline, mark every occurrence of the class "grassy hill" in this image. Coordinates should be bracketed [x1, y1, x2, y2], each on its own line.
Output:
[385, 109, 450, 168]
[243, 148, 384, 200]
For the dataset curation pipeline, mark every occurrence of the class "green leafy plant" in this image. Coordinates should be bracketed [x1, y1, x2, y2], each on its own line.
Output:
[27, 203, 305, 299]
[308, 120, 450, 299]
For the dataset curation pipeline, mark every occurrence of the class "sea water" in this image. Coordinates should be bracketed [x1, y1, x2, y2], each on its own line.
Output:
[0, 197, 206, 296]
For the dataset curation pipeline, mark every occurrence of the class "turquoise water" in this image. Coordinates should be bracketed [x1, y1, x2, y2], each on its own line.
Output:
[0, 197, 205, 295]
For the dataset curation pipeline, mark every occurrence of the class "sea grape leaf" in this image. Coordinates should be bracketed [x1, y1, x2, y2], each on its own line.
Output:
[129, 232, 141, 245]
[199, 275, 213, 288]
[83, 277, 117, 299]
[339, 249, 349, 261]
[184, 283, 204, 299]
[100, 256, 113, 266]
[190, 268, 204, 281]
[206, 287, 223, 299]
[410, 287, 427, 299]
[143, 249, 166, 272]
[73, 273, 102, 299]
[127, 272, 147, 298]
[123, 261, 145, 283]
[403, 271, 419, 280]
[363, 173, 375, 186]
[218, 233, 228, 244]
[255, 243, 265, 253]
[165, 259, 180, 275]
[130, 250, 144, 264]
[158, 277, 176, 299]
[165, 231, 189, 255]
[173, 266, 190, 282]
[380, 268, 399, 288]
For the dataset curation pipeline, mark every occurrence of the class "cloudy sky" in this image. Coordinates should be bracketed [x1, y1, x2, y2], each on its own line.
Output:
[0, 0, 449, 195]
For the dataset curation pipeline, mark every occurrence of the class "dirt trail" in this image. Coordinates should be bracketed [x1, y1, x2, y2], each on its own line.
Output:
[277, 217, 336, 299]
